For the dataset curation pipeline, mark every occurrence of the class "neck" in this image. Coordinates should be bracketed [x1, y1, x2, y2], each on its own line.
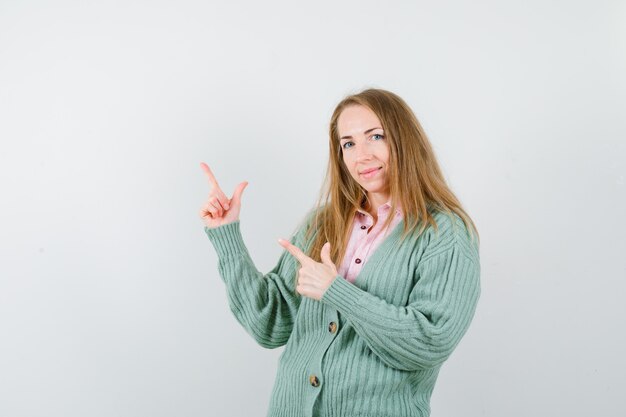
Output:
[363, 193, 391, 219]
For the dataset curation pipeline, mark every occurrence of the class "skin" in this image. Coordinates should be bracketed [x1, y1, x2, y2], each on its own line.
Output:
[199, 161, 336, 301]
[198, 162, 248, 229]
[277, 239, 339, 301]
[337, 104, 391, 221]
[278, 104, 392, 300]
[201, 104, 392, 301]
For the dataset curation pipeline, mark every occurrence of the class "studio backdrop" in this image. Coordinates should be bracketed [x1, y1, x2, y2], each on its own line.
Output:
[0, 1, 624, 416]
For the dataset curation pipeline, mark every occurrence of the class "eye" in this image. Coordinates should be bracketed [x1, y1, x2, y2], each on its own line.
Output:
[341, 141, 354, 149]
[372, 134, 384, 140]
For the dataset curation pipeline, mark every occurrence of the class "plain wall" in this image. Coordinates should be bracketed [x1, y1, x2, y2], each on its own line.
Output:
[1, 0, 625, 416]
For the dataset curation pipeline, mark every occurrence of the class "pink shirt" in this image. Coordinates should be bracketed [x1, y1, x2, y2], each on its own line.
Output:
[337, 200, 403, 284]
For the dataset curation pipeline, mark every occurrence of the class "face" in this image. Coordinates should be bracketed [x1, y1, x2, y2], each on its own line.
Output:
[337, 105, 390, 204]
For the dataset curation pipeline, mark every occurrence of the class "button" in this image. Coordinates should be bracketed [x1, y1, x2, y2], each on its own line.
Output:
[360, 225, 367, 230]
[309, 375, 320, 387]
[328, 321, 337, 334]
[355, 258, 362, 264]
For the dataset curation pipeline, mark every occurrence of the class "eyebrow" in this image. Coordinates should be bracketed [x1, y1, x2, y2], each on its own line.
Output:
[340, 127, 383, 141]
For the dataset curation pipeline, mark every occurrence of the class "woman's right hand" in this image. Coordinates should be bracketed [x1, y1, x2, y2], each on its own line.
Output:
[199, 162, 248, 229]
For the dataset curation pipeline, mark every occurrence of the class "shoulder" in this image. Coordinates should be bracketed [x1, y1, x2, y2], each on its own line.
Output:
[419, 209, 479, 263]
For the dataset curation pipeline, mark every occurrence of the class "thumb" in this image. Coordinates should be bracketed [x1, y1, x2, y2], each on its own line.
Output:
[230, 181, 248, 205]
[320, 241, 334, 267]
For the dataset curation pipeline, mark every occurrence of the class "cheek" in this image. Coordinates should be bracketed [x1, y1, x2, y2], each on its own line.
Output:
[377, 145, 390, 163]
[342, 156, 356, 175]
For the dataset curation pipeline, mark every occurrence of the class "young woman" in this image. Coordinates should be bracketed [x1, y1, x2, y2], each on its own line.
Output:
[200, 88, 481, 417]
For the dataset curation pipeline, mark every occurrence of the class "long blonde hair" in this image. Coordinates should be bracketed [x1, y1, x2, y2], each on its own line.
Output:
[298, 88, 479, 268]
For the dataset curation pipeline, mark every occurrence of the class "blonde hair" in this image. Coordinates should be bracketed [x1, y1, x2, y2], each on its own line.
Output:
[298, 88, 479, 270]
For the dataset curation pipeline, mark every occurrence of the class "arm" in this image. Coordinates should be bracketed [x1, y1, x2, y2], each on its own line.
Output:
[320, 230, 481, 371]
[205, 218, 312, 349]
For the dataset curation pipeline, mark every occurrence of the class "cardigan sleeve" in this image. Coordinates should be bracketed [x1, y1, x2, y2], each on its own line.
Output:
[204, 218, 312, 349]
[319, 227, 481, 371]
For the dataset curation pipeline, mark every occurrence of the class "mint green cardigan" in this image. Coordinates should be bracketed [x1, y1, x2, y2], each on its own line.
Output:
[204, 209, 481, 417]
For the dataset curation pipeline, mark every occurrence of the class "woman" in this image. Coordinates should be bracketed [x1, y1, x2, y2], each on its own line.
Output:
[200, 88, 481, 417]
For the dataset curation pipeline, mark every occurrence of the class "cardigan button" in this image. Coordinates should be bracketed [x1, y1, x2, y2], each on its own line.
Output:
[360, 225, 367, 230]
[355, 258, 362, 264]
[328, 321, 337, 334]
[309, 375, 320, 387]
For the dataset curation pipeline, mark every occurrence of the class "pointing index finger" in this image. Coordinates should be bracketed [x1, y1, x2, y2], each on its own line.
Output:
[278, 238, 310, 264]
[200, 162, 219, 187]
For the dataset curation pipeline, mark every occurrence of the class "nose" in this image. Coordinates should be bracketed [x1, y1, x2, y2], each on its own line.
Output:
[355, 143, 373, 161]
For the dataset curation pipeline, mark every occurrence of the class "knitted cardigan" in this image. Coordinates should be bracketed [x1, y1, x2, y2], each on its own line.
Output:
[204, 209, 481, 417]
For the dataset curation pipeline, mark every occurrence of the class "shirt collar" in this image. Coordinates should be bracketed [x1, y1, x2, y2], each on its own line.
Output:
[356, 198, 403, 218]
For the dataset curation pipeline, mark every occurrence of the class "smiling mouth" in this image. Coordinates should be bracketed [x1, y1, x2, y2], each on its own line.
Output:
[360, 167, 382, 175]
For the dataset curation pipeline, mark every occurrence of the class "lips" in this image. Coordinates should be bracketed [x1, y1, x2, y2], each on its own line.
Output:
[360, 167, 382, 175]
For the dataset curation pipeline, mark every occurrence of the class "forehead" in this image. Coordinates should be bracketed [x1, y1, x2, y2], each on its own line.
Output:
[337, 105, 382, 135]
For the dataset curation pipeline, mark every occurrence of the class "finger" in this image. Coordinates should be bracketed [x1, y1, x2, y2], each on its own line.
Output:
[320, 242, 333, 266]
[278, 238, 310, 264]
[200, 162, 219, 188]
[230, 181, 248, 206]
[216, 191, 230, 210]
[203, 201, 219, 217]
[200, 206, 215, 219]
[199, 208, 213, 219]
[209, 199, 223, 217]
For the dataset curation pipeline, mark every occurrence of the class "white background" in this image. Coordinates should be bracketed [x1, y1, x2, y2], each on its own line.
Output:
[1, 1, 625, 416]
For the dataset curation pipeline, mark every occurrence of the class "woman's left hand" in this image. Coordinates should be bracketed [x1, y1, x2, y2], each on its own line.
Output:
[278, 239, 338, 301]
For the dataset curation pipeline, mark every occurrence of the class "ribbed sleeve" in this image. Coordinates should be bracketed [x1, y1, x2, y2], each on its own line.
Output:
[204, 220, 305, 349]
[320, 232, 481, 371]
